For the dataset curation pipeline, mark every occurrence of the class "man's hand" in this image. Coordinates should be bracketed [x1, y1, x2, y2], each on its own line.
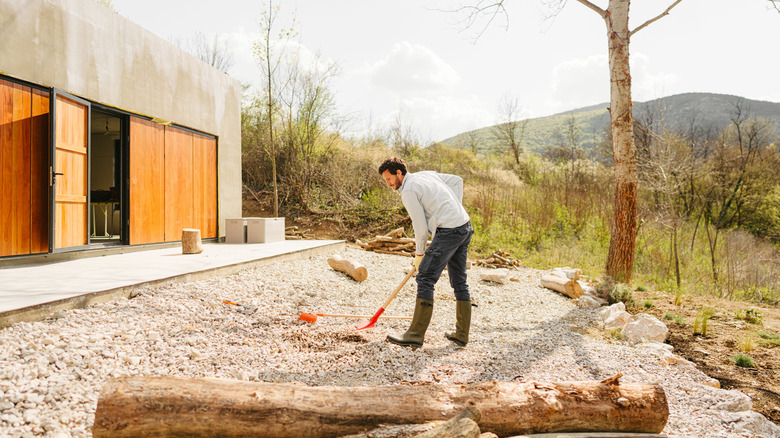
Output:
[413, 254, 424, 272]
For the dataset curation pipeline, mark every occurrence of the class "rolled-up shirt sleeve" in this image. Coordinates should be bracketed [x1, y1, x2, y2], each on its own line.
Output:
[401, 190, 429, 255]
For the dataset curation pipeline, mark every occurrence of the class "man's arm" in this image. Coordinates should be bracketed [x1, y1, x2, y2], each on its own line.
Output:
[401, 190, 429, 255]
[436, 173, 464, 203]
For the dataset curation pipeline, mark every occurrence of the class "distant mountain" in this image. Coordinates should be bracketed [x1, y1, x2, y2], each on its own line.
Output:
[441, 93, 780, 155]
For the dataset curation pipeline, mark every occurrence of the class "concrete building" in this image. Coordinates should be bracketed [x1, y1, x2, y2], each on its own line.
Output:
[0, 0, 242, 259]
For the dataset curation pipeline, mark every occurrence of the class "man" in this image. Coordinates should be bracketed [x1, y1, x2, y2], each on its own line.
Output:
[378, 157, 474, 348]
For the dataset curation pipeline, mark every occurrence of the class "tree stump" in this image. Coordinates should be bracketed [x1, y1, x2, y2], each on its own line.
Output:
[181, 228, 204, 254]
[92, 375, 668, 437]
[327, 254, 368, 282]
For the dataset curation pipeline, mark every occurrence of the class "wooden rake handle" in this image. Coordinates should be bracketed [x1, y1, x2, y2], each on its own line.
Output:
[380, 267, 416, 310]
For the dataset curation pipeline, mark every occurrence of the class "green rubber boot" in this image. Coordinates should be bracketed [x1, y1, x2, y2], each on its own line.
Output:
[445, 300, 472, 347]
[386, 298, 433, 348]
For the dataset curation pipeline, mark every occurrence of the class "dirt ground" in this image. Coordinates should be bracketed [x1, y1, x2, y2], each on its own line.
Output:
[243, 194, 780, 426]
[630, 288, 780, 425]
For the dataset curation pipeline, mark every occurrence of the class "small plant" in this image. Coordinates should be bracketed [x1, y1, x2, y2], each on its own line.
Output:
[757, 332, 780, 348]
[609, 284, 636, 307]
[664, 312, 686, 325]
[735, 309, 764, 325]
[673, 289, 685, 307]
[737, 333, 755, 352]
[607, 329, 624, 341]
[636, 285, 647, 292]
[693, 308, 715, 336]
[732, 353, 756, 368]
[643, 300, 653, 309]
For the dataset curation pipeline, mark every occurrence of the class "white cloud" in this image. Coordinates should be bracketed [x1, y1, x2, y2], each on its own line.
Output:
[379, 96, 493, 142]
[365, 42, 460, 94]
[547, 52, 680, 112]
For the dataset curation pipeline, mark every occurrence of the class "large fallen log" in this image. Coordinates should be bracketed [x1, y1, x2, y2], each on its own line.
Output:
[92, 375, 668, 438]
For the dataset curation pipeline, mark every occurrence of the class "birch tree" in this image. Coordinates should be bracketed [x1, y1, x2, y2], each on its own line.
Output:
[459, 0, 684, 282]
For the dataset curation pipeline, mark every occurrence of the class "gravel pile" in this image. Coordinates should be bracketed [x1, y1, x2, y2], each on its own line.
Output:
[1, 246, 779, 438]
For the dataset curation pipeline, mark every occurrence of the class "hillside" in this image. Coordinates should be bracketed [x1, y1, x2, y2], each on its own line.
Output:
[441, 93, 780, 155]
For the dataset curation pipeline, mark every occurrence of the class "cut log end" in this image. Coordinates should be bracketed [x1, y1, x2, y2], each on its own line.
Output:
[181, 228, 204, 254]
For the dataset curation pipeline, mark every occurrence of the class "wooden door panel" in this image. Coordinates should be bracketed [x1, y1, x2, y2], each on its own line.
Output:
[129, 117, 165, 245]
[30, 89, 50, 254]
[164, 126, 193, 242]
[54, 94, 88, 249]
[0, 79, 13, 255]
[0, 79, 49, 257]
[193, 134, 217, 239]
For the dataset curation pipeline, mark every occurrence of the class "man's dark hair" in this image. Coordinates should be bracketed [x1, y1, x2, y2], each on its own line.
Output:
[378, 157, 408, 176]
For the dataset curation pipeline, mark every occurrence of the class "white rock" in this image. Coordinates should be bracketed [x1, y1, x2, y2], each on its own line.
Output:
[598, 302, 625, 321]
[575, 296, 602, 309]
[622, 314, 668, 345]
[721, 410, 780, 437]
[714, 390, 753, 412]
[479, 268, 509, 285]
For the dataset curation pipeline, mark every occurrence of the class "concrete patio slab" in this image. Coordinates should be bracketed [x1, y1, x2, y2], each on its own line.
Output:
[0, 240, 344, 328]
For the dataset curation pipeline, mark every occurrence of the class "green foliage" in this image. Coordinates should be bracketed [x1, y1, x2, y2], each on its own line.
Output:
[643, 300, 653, 309]
[694, 308, 715, 337]
[757, 332, 780, 348]
[735, 309, 764, 325]
[636, 285, 647, 292]
[732, 353, 756, 368]
[664, 312, 686, 325]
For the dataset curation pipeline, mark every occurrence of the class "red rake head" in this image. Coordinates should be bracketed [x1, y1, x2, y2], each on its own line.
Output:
[355, 307, 385, 331]
[299, 313, 318, 323]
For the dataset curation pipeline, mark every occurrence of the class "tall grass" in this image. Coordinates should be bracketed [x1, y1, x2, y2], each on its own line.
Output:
[461, 154, 779, 304]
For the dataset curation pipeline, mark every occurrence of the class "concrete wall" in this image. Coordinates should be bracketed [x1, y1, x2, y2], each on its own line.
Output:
[0, 0, 242, 238]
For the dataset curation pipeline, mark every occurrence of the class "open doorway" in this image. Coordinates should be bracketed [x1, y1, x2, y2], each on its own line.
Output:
[90, 110, 127, 245]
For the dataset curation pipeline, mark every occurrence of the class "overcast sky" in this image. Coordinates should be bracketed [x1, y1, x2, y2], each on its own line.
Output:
[111, 0, 780, 142]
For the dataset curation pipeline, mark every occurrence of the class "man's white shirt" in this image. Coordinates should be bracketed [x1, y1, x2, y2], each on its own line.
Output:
[397, 171, 470, 255]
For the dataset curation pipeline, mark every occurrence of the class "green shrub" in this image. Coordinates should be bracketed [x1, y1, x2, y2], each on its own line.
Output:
[735, 309, 764, 325]
[664, 312, 686, 325]
[643, 300, 653, 309]
[609, 284, 636, 307]
[732, 353, 756, 368]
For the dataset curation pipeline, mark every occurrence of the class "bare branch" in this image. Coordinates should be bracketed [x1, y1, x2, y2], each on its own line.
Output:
[573, 0, 607, 20]
[772, 0, 780, 13]
[630, 0, 684, 37]
[446, 0, 509, 41]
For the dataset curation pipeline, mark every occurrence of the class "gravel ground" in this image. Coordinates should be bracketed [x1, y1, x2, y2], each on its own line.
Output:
[1, 246, 779, 438]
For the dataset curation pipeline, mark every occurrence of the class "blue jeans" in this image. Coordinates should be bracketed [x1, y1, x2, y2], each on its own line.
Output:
[416, 222, 474, 301]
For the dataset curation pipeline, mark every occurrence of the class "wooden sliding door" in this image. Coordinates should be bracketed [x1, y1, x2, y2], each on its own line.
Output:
[52, 91, 90, 250]
[128, 117, 165, 245]
[0, 78, 49, 257]
[193, 134, 217, 239]
[164, 126, 194, 242]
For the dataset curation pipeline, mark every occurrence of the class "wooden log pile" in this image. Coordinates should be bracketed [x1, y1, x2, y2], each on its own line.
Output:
[285, 226, 313, 240]
[475, 250, 521, 269]
[356, 228, 428, 257]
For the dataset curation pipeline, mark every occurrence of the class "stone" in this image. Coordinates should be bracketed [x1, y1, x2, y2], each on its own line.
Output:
[576, 296, 602, 309]
[714, 390, 752, 412]
[479, 268, 509, 285]
[599, 303, 631, 330]
[622, 314, 669, 345]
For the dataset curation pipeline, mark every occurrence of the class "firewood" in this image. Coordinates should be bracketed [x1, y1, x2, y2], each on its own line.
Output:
[92, 376, 668, 437]
[327, 255, 368, 282]
[541, 274, 583, 299]
[374, 249, 413, 257]
[387, 227, 405, 238]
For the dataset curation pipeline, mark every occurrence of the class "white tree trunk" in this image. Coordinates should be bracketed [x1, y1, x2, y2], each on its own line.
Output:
[604, 0, 638, 283]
